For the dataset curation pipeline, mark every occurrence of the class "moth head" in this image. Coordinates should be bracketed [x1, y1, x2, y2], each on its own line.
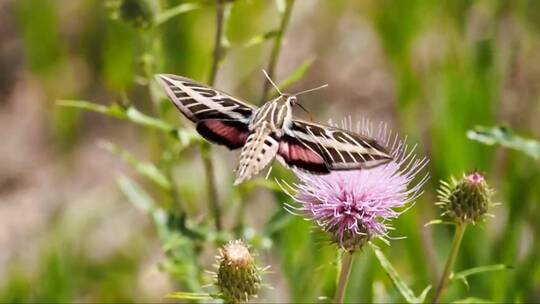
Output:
[284, 94, 298, 106]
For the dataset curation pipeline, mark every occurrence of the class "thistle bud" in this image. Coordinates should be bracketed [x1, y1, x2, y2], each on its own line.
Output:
[437, 172, 492, 224]
[216, 240, 262, 303]
[107, 0, 154, 29]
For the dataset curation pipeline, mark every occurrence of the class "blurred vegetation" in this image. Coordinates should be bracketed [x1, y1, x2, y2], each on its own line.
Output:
[2, 0, 540, 302]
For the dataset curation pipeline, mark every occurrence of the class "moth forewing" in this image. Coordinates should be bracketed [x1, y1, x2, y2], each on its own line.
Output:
[154, 74, 255, 151]
[154, 74, 256, 123]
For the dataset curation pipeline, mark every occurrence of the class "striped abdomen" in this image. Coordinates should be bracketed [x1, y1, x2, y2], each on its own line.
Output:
[234, 121, 279, 185]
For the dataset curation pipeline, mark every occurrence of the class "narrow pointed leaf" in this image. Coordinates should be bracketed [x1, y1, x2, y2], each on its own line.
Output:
[242, 177, 282, 192]
[264, 208, 293, 236]
[125, 106, 174, 131]
[57, 100, 126, 119]
[452, 297, 495, 303]
[417, 285, 432, 303]
[174, 128, 204, 148]
[371, 244, 418, 303]
[154, 3, 201, 26]
[166, 292, 213, 300]
[243, 30, 279, 48]
[467, 125, 540, 159]
[57, 100, 175, 132]
[275, 57, 315, 94]
[451, 264, 511, 282]
[424, 219, 455, 227]
[116, 175, 155, 213]
[100, 141, 171, 190]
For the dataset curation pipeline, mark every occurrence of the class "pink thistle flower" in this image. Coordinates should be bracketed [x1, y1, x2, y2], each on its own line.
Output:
[280, 120, 429, 251]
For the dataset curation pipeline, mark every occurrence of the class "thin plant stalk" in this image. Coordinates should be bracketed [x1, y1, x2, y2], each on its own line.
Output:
[200, 0, 227, 231]
[208, 0, 225, 86]
[139, 31, 184, 212]
[231, 0, 296, 231]
[432, 223, 467, 303]
[200, 141, 221, 231]
[260, 0, 295, 103]
[335, 251, 354, 303]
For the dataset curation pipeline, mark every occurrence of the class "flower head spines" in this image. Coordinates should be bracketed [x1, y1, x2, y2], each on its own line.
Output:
[215, 240, 262, 303]
[437, 171, 493, 224]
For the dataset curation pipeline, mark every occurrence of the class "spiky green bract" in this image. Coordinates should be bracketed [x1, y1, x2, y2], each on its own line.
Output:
[334, 228, 371, 253]
[216, 240, 262, 303]
[437, 172, 493, 224]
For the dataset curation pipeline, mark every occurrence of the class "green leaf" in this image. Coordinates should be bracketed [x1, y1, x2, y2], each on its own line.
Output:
[452, 297, 495, 303]
[417, 285, 432, 303]
[100, 141, 171, 190]
[242, 30, 279, 48]
[166, 292, 213, 301]
[424, 219, 456, 227]
[125, 106, 174, 131]
[57, 100, 175, 131]
[371, 244, 429, 304]
[153, 3, 201, 26]
[57, 100, 126, 119]
[467, 125, 540, 159]
[174, 128, 204, 149]
[276, 57, 315, 93]
[58, 101, 204, 151]
[116, 175, 155, 213]
[152, 208, 169, 239]
[241, 177, 282, 192]
[264, 208, 293, 236]
[451, 264, 511, 288]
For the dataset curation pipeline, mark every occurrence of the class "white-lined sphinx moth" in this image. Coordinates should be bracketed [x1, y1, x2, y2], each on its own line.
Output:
[155, 73, 392, 185]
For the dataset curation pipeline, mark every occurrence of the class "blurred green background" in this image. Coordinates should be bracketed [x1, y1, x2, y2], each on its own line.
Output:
[1, 0, 540, 302]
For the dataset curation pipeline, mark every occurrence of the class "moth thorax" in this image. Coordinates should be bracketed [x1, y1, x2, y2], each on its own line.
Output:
[271, 96, 291, 126]
[250, 98, 291, 132]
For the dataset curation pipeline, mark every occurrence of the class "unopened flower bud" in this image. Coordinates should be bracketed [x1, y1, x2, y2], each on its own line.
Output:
[437, 172, 492, 224]
[107, 0, 154, 29]
[216, 240, 262, 303]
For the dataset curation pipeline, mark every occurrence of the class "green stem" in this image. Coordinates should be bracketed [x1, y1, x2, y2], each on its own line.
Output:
[209, 0, 225, 86]
[201, 0, 227, 231]
[432, 223, 467, 303]
[201, 141, 221, 231]
[260, 0, 295, 103]
[139, 31, 184, 212]
[335, 251, 354, 303]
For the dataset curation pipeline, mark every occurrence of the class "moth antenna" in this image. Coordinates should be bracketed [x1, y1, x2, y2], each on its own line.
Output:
[294, 84, 328, 97]
[262, 69, 282, 95]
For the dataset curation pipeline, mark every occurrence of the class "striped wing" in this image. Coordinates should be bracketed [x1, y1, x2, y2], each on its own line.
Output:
[281, 120, 393, 171]
[155, 74, 256, 150]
